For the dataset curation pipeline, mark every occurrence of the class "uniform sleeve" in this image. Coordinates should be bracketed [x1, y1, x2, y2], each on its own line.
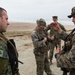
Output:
[59, 23, 66, 31]
[55, 32, 75, 59]
[56, 42, 75, 63]
[59, 31, 68, 41]
[45, 24, 51, 32]
[31, 32, 46, 48]
[0, 39, 8, 59]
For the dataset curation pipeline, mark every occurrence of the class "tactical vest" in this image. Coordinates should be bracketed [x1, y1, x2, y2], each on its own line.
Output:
[0, 33, 19, 75]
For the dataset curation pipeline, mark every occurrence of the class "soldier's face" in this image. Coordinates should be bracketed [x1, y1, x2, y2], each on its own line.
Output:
[53, 18, 57, 22]
[40, 26, 44, 30]
[38, 25, 44, 30]
[72, 16, 75, 24]
[0, 10, 9, 32]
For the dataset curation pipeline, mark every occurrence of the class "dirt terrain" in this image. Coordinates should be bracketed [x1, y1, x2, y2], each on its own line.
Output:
[5, 22, 74, 75]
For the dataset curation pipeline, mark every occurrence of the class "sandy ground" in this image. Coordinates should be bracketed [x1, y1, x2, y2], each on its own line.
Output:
[5, 22, 74, 75]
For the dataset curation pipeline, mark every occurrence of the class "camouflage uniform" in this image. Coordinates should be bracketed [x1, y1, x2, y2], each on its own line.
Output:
[0, 33, 12, 75]
[55, 6, 75, 75]
[31, 18, 53, 75]
[55, 31, 75, 75]
[46, 23, 66, 63]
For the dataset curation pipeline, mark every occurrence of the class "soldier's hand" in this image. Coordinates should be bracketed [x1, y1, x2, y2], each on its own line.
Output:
[50, 35, 54, 40]
[50, 22, 56, 26]
[50, 22, 62, 32]
[55, 45, 60, 54]
[44, 37, 47, 42]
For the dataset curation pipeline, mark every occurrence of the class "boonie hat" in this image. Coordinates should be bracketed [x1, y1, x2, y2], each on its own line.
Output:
[36, 18, 46, 28]
[68, 6, 75, 18]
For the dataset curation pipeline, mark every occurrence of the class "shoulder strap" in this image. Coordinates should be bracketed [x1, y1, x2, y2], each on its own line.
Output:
[0, 34, 18, 57]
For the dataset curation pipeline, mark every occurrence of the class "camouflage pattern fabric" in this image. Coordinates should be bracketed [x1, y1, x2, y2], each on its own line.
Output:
[35, 52, 52, 75]
[31, 29, 52, 75]
[31, 29, 51, 52]
[0, 33, 12, 75]
[56, 31, 75, 68]
[46, 23, 66, 61]
[54, 30, 75, 75]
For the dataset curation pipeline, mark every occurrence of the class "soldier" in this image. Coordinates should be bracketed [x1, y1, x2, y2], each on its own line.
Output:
[0, 7, 13, 75]
[31, 18, 54, 75]
[45, 16, 66, 65]
[0, 7, 19, 75]
[51, 6, 75, 75]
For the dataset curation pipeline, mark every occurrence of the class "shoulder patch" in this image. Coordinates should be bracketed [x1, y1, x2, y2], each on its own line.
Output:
[0, 46, 6, 58]
[0, 49, 3, 57]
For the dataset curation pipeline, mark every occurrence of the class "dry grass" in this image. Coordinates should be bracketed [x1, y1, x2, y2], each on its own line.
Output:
[5, 31, 31, 37]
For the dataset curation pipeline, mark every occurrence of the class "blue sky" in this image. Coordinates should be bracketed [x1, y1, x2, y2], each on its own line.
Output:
[0, 0, 75, 24]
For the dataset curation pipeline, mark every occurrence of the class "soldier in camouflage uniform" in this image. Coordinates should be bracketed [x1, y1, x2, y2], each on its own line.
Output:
[31, 18, 54, 75]
[0, 7, 12, 75]
[45, 16, 66, 65]
[52, 6, 75, 75]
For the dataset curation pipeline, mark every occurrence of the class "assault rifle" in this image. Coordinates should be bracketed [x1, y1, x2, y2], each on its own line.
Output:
[61, 28, 75, 75]
[7, 39, 23, 75]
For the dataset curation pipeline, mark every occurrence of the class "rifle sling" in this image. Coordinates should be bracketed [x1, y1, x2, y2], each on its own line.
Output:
[0, 34, 18, 57]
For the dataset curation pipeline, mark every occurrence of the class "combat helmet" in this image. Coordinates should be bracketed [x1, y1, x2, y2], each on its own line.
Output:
[36, 18, 46, 28]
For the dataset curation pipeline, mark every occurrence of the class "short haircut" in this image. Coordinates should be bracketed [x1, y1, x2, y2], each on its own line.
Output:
[0, 7, 7, 17]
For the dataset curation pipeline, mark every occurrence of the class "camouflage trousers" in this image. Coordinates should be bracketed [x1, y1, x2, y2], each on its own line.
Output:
[34, 52, 52, 75]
